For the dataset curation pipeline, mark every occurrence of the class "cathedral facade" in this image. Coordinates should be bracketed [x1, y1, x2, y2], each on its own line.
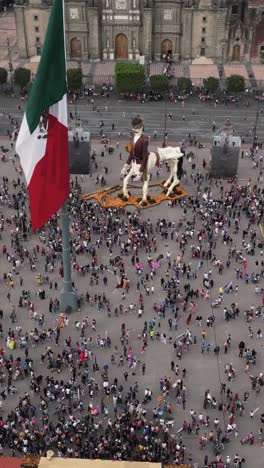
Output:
[14, 0, 264, 64]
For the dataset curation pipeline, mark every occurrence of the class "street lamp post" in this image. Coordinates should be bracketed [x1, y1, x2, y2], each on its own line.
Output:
[7, 36, 13, 84]
[145, 40, 151, 86]
[253, 98, 260, 147]
[163, 88, 168, 148]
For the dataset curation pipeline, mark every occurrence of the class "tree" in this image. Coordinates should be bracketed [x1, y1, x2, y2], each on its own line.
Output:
[150, 74, 169, 92]
[226, 74, 245, 93]
[203, 76, 219, 93]
[115, 63, 144, 94]
[177, 77, 192, 92]
[0, 67, 7, 85]
[13, 67, 31, 89]
[67, 68, 83, 92]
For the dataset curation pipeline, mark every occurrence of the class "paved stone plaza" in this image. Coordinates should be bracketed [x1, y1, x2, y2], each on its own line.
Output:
[0, 94, 264, 467]
[0, 93, 264, 144]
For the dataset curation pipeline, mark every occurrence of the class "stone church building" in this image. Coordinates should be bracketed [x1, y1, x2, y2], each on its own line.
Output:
[15, 0, 264, 64]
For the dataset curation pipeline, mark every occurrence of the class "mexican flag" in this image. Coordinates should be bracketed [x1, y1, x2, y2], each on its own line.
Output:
[16, 0, 69, 231]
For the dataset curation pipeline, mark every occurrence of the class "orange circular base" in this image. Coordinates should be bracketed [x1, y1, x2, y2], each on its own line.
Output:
[82, 182, 188, 209]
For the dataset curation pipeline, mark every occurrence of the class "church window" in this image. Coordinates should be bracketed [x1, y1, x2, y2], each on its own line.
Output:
[200, 47, 205, 56]
[232, 5, 238, 15]
[202, 17, 207, 23]
[202, 27, 206, 33]
[164, 9, 172, 21]
[35, 26, 39, 32]
[36, 37, 40, 43]
[201, 37, 205, 43]
[34, 15, 39, 21]
[70, 8, 79, 20]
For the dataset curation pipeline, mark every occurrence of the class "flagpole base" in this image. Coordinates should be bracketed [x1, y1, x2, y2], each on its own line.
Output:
[60, 289, 78, 313]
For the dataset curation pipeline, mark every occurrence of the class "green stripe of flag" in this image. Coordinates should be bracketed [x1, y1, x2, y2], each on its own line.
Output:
[26, 0, 67, 134]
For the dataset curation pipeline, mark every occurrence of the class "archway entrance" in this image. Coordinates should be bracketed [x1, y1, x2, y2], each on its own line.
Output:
[161, 39, 173, 58]
[70, 37, 82, 59]
[232, 44, 240, 61]
[115, 34, 128, 59]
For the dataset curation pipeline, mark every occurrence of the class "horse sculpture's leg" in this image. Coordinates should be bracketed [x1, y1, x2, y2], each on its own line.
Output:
[123, 168, 133, 199]
[162, 160, 174, 190]
[166, 161, 180, 197]
[163, 173, 173, 188]
[140, 175, 150, 205]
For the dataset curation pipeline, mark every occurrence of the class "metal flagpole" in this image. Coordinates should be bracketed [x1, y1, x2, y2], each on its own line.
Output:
[60, 200, 78, 312]
[59, 0, 78, 313]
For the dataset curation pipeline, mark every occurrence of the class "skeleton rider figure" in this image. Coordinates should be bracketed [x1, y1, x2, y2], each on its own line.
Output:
[122, 116, 149, 182]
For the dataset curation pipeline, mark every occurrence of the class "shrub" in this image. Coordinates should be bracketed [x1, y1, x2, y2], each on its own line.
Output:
[0, 67, 8, 85]
[13, 67, 31, 89]
[226, 74, 245, 93]
[177, 77, 192, 92]
[203, 76, 219, 93]
[67, 68, 83, 91]
[115, 63, 144, 94]
[149, 74, 169, 92]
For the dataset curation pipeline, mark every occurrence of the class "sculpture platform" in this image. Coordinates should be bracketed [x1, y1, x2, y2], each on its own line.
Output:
[82, 181, 187, 209]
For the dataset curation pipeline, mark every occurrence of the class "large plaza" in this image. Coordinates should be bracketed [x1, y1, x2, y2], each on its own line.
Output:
[0, 90, 263, 466]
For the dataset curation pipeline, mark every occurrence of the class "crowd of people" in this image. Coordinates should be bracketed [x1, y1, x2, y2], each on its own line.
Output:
[0, 99, 263, 468]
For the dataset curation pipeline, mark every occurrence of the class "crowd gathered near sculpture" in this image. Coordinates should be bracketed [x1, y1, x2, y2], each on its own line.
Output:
[0, 98, 264, 468]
